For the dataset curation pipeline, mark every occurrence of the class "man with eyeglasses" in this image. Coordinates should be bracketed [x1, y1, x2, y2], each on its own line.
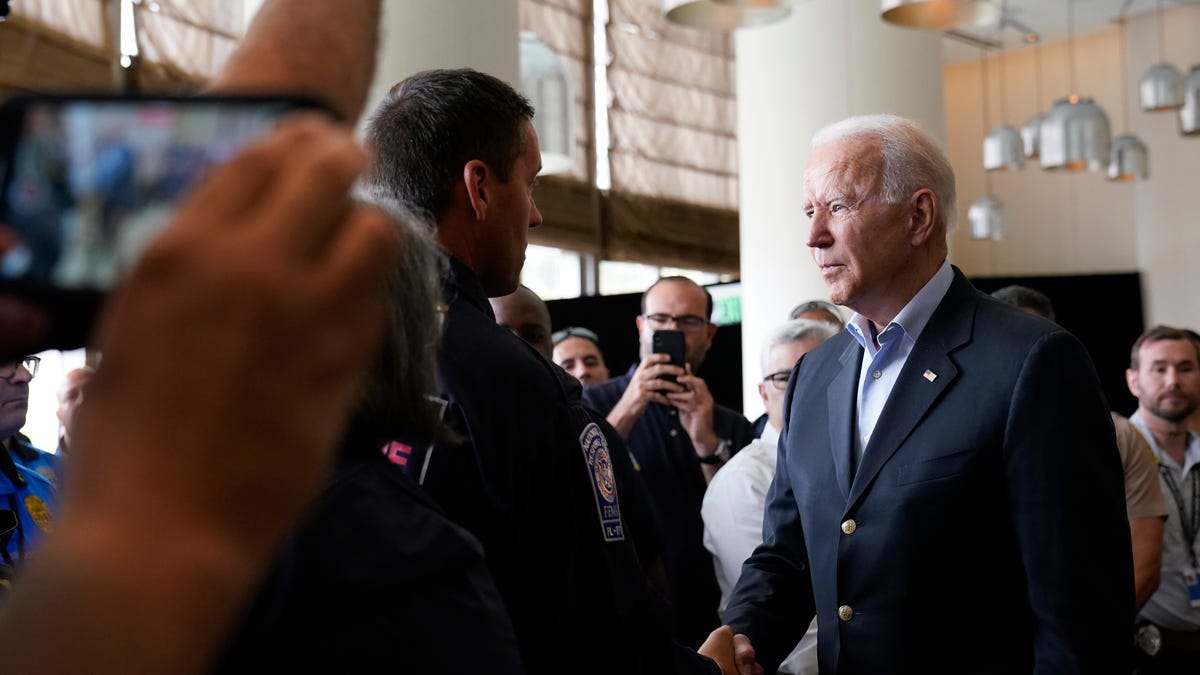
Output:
[583, 275, 754, 649]
[0, 355, 60, 569]
[701, 318, 838, 675]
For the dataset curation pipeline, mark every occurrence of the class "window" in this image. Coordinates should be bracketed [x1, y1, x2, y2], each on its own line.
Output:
[523, 245, 583, 300]
[521, 0, 741, 279]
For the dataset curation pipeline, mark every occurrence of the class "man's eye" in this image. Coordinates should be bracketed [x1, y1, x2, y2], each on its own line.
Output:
[831, 204, 846, 213]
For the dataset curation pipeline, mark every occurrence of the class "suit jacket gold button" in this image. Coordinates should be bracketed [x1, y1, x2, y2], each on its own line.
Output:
[841, 519, 857, 534]
[838, 605, 853, 621]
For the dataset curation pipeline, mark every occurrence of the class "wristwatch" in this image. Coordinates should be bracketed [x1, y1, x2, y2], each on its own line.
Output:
[698, 439, 732, 465]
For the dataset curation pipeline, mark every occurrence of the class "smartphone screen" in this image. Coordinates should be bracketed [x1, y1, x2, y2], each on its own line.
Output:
[0, 95, 320, 291]
[0, 94, 326, 353]
[651, 329, 686, 384]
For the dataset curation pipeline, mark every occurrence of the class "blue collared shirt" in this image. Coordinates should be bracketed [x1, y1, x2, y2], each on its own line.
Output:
[846, 260, 953, 458]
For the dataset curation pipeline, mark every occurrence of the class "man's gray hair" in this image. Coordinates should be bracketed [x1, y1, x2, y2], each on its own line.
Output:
[760, 318, 841, 376]
[811, 114, 957, 232]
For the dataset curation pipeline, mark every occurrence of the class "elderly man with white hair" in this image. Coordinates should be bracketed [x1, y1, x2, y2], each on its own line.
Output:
[720, 114, 1132, 675]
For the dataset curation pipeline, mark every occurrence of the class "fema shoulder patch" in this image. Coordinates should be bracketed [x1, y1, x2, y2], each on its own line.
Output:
[579, 423, 624, 542]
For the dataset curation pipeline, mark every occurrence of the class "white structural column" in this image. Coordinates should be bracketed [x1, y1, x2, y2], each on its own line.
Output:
[735, 0, 946, 413]
[361, 0, 520, 134]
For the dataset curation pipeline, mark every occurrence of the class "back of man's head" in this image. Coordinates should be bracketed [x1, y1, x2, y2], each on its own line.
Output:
[811, 113, 957, 233]
[990, 285, 1056, 322]
[362, 68, 534, 220]
[490, 284, 553, 358]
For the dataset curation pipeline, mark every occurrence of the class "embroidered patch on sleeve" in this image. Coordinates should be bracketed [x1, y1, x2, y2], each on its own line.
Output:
[579, 423, 624, 542]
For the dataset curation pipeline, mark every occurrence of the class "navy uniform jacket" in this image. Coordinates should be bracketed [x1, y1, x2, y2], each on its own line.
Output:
[725, 269, 1133, 674]
[214, 427, 523, 674]
[584, 366, 754, 649]
[416, 256, 718, 675]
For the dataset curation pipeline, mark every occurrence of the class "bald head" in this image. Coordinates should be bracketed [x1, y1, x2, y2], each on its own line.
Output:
[57, 367, 95, 451]
[490, 284, 552, 357]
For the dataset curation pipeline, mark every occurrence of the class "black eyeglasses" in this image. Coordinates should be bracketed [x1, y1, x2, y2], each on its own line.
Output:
[0, 356, 40, 381]
[644, 313, 708, 331]
[762, 370, 791, 391]
[552, 326, 601, 346]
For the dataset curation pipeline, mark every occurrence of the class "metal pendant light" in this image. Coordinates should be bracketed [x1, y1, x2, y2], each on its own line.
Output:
[968, 194, 1006, 240]
[1040, 0, 1110, 172]
[1180, 66, 1200, 136]
[1142, 64, 1184, 111]
[880, 0, 1000, 31]
[1107, 17, 1149, 182]
[1040, 96, 1111, 171]
[971, 46, 1006, 241]
[1139, 0, 1182, 112]
[1107, 135, 1149, 181]
[1020, 41, 1046, 159]
[983, 8, 1023, 172]
[664, 0, 793, 30]
[520, 31, 574, 175]
[1020, 113, 1043, 158]
[984, 124, 1024, 170]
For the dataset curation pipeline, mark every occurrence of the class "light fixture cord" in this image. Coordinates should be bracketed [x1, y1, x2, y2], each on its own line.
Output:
[1034, 41, 1043, 111]
[1157, 0, 1167, 63]
[980, 46, 994, 192]
[998, 0, 1009, 123]
[1067, 0, 1077, 95]
[1119, 18, 1131, 130]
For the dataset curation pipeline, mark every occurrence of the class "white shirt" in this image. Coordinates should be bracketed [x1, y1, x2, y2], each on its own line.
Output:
[846, 260, 953, 455]
[702, 423, 818, 675]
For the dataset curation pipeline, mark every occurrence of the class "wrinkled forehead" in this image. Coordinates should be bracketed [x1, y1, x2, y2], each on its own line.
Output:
[803, 138, 883, 203]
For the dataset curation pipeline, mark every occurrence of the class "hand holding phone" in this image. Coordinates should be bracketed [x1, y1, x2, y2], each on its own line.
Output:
[651, 329, 686, 385]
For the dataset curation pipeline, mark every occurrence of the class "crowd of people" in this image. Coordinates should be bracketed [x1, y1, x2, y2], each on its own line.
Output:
[0, 1, 1196, 674]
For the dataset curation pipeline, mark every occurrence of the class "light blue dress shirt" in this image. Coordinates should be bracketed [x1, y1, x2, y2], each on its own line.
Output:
[846, 260, 954, 460]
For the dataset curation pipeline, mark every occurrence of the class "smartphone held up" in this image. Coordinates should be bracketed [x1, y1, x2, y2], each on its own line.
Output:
[651, 329, 686, 385]
[0, 93, 329, 352]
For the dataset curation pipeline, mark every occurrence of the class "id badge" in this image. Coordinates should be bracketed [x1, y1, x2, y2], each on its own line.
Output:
[1184, 567, 1200, 608]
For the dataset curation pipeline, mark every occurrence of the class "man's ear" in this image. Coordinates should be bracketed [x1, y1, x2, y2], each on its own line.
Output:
[757, 382, 768, 406]
[1126, 368, 1141, 398]
[463, 159, 490, 221]
[908, 188, 937, 246]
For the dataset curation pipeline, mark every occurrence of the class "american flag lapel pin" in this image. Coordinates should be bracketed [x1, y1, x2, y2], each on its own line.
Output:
[923, 369, 937, 382]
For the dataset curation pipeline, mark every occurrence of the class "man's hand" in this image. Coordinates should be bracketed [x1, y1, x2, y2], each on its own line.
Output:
[606, 352, 683, 437]
[733, 633, 765, 675]
[73, 115, 397, 562]
[2, 115, 399, 675]
[668, 364, 718, 455]
[698, 625, 737, 675]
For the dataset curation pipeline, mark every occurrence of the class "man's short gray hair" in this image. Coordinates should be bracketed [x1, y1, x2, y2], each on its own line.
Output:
[760, 318, 841, 376]
[811, 114, 957, 232]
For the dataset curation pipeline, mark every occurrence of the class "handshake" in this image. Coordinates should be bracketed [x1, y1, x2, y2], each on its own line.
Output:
[699, 626, 764, 675]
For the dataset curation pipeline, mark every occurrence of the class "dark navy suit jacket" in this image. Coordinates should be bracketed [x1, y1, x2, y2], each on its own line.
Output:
[724, 268, 1133, 674]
